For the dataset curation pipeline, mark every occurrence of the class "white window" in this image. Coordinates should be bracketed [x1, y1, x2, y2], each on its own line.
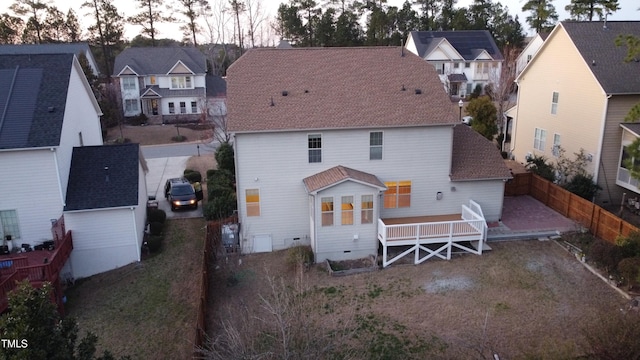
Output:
[433, 62, 444, 74]
[168, 102, 175, 114]
[534, 128, 547, 151]
[308, 134, 321, 163]
[370, 131, 383, 160]
[321, 197, 333, 226]
[384, 181, 411, 208]
[180, 102, 186, 114]
[122, 77, 137, 90]
[170, 76, 193, 89]
[453, 62, 459, 69]
[341, 196, 354, 225]
[0, 210, 20, 240]
[191, 101, 198, 113]
[361, 195, 373, 224]
[551, 92, 559, 114]
[464, 62, 470, 68]
[246, 189, 260, 217]
[125, 99, 139, 112]
[552, 134, 561, 157]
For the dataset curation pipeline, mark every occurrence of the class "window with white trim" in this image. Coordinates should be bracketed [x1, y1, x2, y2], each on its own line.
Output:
[125, 99, 139, 112]
[308, 134, 322, 163]
[321, 197, 333, 226]
[191, 101, 197, 113]
[370, 131, 383, 160]
[0, 210, 20, 240]
[122, 77, 137, 90]
[170, 76, 193, 89]
[341, 196, 354, 225]
[534, 128, 547, 151]
[552, 134, 561, 157]
[246, 189, 260, 217]
[180, 102, 186, 114]
[361, 195, 373, 224]
[168, 102, 175, 114]
[149, 76, 156, 85]
[551, 92, 559, 114]
[384, 181, 411, 208]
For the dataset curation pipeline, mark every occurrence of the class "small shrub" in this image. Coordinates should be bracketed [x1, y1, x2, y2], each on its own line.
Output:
[215, 142, 235, 175]
[618, 257, 640, 290]
[171, 135, 187, 142]
[208, 183, 234, 201]
[149, 221, 164, 236]
[526, 154, 555, 182]
[287, 245, 314, 269]
[563, 173, 601, 200]
[183, 169, 202, 183]
[207, 169, 235, 189]
[588, 239, 625, 274]
[147, 209, 166, 224]
[126, 113, 147, 126]
[617, 230, 640, 258]
[203, 192, 237, 220]
[146, 235, 163, 253]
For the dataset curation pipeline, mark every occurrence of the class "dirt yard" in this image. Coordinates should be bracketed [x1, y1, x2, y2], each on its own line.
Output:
[208, 239, 630, 359]
[105, 124, 212, 146]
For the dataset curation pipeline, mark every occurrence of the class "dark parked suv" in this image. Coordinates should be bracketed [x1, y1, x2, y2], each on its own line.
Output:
[164, 178, 198, 211]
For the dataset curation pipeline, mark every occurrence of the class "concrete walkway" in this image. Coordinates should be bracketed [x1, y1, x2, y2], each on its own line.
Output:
[487, 195, 580, 241]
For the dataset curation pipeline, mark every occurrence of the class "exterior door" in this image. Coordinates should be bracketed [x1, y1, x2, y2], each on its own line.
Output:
[151, 99, 159, 115]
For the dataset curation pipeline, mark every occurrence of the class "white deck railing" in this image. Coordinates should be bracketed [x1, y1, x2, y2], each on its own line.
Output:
[377, 201, 487, 267]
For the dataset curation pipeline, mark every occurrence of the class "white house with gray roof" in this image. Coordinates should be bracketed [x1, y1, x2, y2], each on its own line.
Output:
[228, 47, 511, 265]
[512, 21, 640, 207]
[405, 30, 504, 98]
[0, 53, 147, 280]
[113, 47, 208, 124]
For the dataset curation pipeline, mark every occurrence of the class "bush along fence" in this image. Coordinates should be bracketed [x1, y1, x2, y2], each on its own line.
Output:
[194, 214, 237, 356]
[506, 172, 639, 244]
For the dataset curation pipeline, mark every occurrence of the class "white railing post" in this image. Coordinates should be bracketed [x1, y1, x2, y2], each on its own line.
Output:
[414, 224, 420, 264]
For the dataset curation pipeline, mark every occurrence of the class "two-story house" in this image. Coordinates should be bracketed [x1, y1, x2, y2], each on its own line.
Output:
[113, 47, 207, 124]
[228, 47, 511, 266]
[515, 33, 548, 77]
[405, 31, 504, 98]
[511, 21, 640, 206]
[0, 53, 147, 284]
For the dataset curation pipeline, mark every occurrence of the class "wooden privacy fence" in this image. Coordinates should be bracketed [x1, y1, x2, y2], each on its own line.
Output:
[506, 172, 639, 244]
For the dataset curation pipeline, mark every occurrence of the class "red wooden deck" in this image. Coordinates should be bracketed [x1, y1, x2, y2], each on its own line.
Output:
[0, 230, 73, 314]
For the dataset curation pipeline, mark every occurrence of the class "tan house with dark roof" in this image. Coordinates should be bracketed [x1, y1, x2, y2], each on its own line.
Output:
[228, 47, 511, 265]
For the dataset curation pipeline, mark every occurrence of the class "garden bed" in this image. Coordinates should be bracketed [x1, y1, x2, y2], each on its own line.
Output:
[325, 255, 378, 276]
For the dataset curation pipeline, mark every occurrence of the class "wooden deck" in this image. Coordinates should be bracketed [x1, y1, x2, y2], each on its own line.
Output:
[378, 200, 487, 267]
[0, 230, 73, 314]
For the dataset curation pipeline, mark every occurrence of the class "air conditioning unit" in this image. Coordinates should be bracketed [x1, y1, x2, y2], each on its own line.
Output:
[525, 152, 533, 160]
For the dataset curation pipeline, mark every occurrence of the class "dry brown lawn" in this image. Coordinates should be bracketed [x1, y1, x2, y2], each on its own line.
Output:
[105, 124, 212, 146]
[65, 218, 205, 360]
[208, 239, 629, 359]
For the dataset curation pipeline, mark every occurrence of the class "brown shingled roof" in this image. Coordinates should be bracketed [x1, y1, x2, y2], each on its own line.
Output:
[303, 166, 386, 194]
[227, 47, 458, 133]
[450, 125, 512, 181]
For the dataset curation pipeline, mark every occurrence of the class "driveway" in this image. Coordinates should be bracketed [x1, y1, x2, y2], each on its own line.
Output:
[145, 156, 203, 219]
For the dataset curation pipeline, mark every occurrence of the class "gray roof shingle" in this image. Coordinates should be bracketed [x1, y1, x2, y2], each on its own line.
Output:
[409, 31, 504, 61]
[113, 47, 207, 76]
[561, 21, 640, 94]
[206, 75, 227, 97]
[450, 124, 512, 181]
[0, 54, 72, 149]
[65, 143, 141, 211]
[0, 43, 92, 56]
[227, 47, 458, 133]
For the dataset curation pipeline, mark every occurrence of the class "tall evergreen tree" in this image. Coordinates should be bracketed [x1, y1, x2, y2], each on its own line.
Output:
[0, 13, 24, 44]
[128, 0, 175, 47]
[83, 0, 125, 76]
[565, 0, 619, 21]
[9, 0, 51, 43]
[229, 0, 245, 52]
[414, 0, 440, 30]
[274, 2, 304, 44]
[522, 0, 558, 33]
[65, 9, 81, 42]
[176, 0, 210, 46]
[42, 6, 66, 42]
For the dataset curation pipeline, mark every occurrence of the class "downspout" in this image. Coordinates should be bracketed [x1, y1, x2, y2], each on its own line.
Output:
[131, 207, 141, 261]
[51, 148, 65, 206]
[595, 94, 612, 203]
[509, 78, 522, 155]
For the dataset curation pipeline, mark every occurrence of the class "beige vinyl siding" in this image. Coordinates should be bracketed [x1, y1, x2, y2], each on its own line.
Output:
[513, 25, 607, 175]
[598, 95, 640, 204]
[0, 150, 64, 244]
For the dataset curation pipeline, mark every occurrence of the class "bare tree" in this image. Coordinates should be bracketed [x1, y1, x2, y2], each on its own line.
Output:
[229, 0, 245, 56]
[244, 0, 265, 48]
[198, 96, 230, 144]
[202, 0, 233, 76]
[486, 46, 519, 151]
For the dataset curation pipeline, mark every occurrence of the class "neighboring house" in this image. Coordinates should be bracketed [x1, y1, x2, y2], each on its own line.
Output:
[112, 47, 207, 124]
[0, 53, 146, 281]
[0, 43, 100, 76]
[227, 47, 511, 265]
[405, 31, 504, 97]
[515, 33, 548, 76]
[511, 21, 640, 206]
[64, 143, 148, 278]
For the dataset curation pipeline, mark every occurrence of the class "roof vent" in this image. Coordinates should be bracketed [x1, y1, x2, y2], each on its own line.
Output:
[304, 89, 309, 93]
[415, 89, 422, 95]
[48, 106, 55, 112]
[270, 97, 275, 106]
[104, 166, 110, 182]
[282, 90, 288, 96]
[401, 84, 406, 91]
[592, 60, 596, 66]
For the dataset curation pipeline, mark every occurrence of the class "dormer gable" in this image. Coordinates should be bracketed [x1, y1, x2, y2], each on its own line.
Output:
[167, 60, 194, 75]
[471, 49, 494, 61]
[117, 65, 139, 77]
[423, 38, 463, 61]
